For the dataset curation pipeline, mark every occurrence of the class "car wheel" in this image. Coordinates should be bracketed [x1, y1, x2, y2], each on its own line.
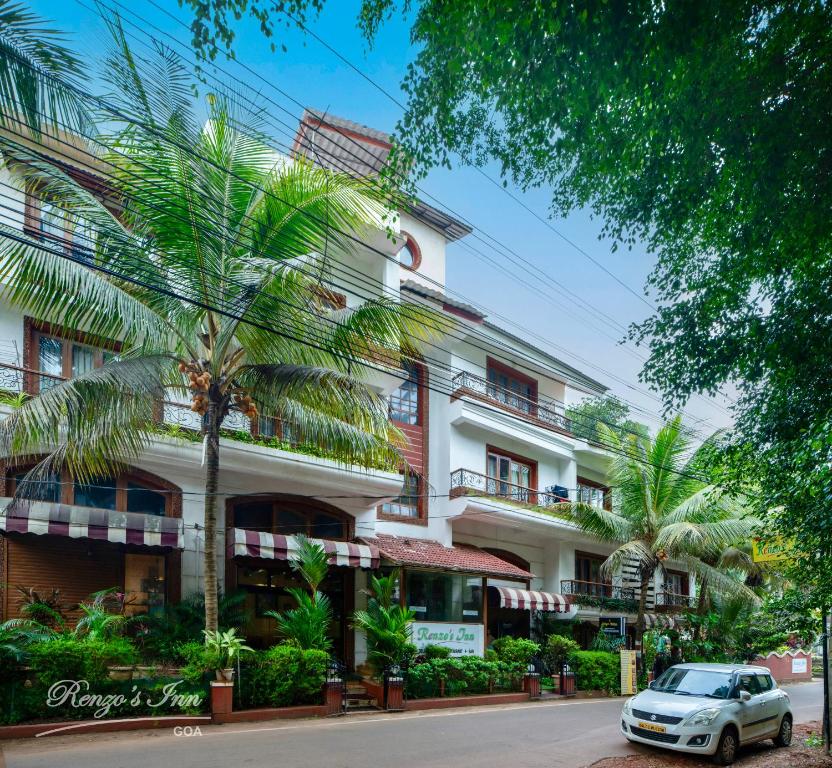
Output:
[712, 726, 739, 765]
[774, 715, 792, 747]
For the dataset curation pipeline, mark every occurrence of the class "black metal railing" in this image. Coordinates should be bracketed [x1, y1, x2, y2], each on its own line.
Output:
[450, 468, 569, 507]
[654, 591, 696, 610]
[451, 370, 572, 433]
[560, 579, 639, 612]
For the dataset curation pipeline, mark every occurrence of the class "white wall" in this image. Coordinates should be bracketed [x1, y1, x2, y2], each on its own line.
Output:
[395, 213, 446, 290]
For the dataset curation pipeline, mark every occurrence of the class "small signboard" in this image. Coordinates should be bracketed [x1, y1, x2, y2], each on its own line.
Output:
[620, 649, 637, 695]
[752, 537, 794, 563]
[411, 622, 484, 657]
[600, 616, 626, 637]
[791, 657, 808, 674]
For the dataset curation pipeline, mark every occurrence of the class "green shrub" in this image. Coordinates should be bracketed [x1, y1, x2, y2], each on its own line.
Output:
[542, 634, 580, 672]
[491, 636, 539, 667]
[423, 644, 451, 659]
[569, 650, 620, 694]
[404, 657, 522, 699]
[237, 644, 327, 709]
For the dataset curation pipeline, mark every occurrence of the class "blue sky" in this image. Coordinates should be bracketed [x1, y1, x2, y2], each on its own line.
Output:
[33, 0, 734, 436]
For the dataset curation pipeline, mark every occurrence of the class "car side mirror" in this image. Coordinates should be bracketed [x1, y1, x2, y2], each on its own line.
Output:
[648, 681, 656, 690]
[740, 690, 752, 703]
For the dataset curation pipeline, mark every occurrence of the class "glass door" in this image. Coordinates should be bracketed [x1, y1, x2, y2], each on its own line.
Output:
[487, 452, 532, 502]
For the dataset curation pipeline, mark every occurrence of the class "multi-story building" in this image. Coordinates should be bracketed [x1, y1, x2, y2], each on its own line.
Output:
[0, 112, 693, 668]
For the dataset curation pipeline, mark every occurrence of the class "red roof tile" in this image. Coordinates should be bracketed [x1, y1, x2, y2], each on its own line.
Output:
[362, 534, 533, 580]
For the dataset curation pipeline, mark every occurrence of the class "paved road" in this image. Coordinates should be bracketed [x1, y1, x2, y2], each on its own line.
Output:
[1, 681, 822, 768]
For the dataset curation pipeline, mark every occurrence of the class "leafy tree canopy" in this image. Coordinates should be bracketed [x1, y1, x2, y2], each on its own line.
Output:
[183, 1, 832, 602]
[566, 395, 647, 445]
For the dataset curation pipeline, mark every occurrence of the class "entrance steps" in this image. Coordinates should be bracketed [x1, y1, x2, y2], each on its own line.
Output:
[345, 681, 378, 711]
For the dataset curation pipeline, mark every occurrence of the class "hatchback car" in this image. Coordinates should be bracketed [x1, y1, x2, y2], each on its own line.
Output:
[620, 663, 792, 765]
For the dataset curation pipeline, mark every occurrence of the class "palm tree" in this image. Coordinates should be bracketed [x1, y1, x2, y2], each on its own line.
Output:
[0, 1, 90, 135]
[0, 26, 438, 633]
[563, 416, 759, 652]
[266, 535, 334, 651]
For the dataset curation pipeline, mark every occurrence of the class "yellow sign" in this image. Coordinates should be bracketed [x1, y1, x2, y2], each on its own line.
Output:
[752, 537, 794, 563]
[620, 649, 637, 695]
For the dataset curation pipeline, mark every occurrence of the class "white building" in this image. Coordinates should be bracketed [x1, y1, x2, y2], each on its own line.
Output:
[0, 112, 693, 667]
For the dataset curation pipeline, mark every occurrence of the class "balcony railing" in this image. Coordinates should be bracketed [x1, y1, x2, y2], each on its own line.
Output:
[0, 361, 393, 470]
[449, 468, 570, 508]
[654, 591, 696, 611]
[451, 371, 572, 435]
[560, 579, 638, 611]
[576, 484, 611, 510]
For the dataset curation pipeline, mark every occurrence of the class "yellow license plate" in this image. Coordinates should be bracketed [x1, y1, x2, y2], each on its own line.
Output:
[638, 721, 667, 733]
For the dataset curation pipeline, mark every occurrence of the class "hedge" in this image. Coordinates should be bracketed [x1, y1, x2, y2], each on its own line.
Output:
[237, 644, 328, 709]
[404, 657, 525, 699]
[569, 651, 620, 694]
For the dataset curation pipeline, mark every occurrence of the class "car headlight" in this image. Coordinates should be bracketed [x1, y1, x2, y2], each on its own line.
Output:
[685, 707, 722, 726]
[622, 698, 634, 715]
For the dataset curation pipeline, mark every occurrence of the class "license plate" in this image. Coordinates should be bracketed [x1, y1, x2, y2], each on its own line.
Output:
[638, 721, 667, 733]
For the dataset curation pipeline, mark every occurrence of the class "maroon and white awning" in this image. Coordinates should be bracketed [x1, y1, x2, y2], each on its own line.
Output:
[493, 586, 568, 612]
[0, 498, 184, 549]
[228, 527, 379, 569]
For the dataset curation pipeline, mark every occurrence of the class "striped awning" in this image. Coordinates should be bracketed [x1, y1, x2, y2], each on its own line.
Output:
[492, 586, 568, 612]
[228, 527, 379, 569]
[0, 498, 184, 549]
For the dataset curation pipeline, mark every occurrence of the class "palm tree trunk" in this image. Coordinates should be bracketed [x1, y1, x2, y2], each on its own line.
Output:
[637, 572, 650, 666]
[696, 576, 709, 641]
[203, 399, 222, 634]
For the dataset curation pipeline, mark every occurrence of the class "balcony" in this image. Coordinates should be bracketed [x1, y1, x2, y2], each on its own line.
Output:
[560, 579, 639, 612]
[451, 371, 572, 436]
[449, 468, 571, 509]
[655, 591, 696, 612]
[0, 362, 395, 472]
[576, 484, 612, 511]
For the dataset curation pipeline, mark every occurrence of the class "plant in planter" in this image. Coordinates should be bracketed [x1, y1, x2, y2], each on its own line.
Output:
[352, 574, 416, 677]
[202, 628, 253, 681]
[265, 536, 334, 651]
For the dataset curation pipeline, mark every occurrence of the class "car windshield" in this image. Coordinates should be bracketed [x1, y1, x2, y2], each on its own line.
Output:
[652, 668, 732, 699]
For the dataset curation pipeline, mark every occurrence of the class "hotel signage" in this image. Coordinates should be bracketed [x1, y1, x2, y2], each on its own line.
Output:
[411, 622, 484, 657]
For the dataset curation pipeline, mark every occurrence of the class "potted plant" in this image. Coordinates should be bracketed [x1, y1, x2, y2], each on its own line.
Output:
[203, 628, 252, 681]
[542, 634, 580, 692]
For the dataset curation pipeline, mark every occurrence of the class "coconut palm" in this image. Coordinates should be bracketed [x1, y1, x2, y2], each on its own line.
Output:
[0, 1, 90, 135]
[562, 416, 759, 650]
[0, 26, 439, 633]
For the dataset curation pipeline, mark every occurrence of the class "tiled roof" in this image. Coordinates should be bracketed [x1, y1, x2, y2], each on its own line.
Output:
[362, 534, 533, 580]
[293, 108, 472, 242]
[400, 279, 487, 320]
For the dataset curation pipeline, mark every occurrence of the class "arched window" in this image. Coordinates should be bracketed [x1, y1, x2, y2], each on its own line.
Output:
[6, 463, 175, 518]
[398, 233, 421, 271]
[228, 495, 351, 540]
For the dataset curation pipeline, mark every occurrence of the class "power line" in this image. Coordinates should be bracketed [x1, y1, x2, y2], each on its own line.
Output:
[73, 0, 734, 427]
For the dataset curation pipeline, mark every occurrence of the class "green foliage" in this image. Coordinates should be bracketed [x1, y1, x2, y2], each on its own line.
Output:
[542, 634, 580, 671]
[352, 574, 415, 676]
[422, 644, 451, 660]
[491, 636, 539, 667]
[132, 591, 249, 660]
[0, 618, 54, 672]
[266, 537, 334, 651]
[589, 633, 626, 653]
[14, 587, 69, 631]
[237, 644, 327, 709]
[566, 396, 648, 445]
[404, 657, 522, 699]
[569, 651, 620, 695]
[202, 628, 253, 669]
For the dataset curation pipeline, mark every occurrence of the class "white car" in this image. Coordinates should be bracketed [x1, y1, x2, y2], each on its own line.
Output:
[620, 663, 792, 765]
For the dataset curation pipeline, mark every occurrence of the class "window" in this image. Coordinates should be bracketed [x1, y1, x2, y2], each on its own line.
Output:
[380, 472, 420, 518]
[737, 673, 762, 695]
[664, 570, 689, 596]
[398, 234, 421, 271]
[389, 363, 420, 425]
[229, 496, 349, 540]
[405, 570, 483, 623]
[124, 553, 166, 616]
[757, 674, 774, 692]
[486, 360, 537, 415]
[10, 467, 170, 516]
[486, 449, 535, 501]
[30, 195, 96, 264]
[30, 325, 116, 394]
[575, 552, 610, 595]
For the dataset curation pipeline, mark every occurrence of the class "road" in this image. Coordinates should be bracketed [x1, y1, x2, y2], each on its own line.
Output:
[0, 681, 822, 768]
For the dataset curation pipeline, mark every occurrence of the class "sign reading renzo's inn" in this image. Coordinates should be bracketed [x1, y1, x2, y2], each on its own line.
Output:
[411, 622, 484, 656]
